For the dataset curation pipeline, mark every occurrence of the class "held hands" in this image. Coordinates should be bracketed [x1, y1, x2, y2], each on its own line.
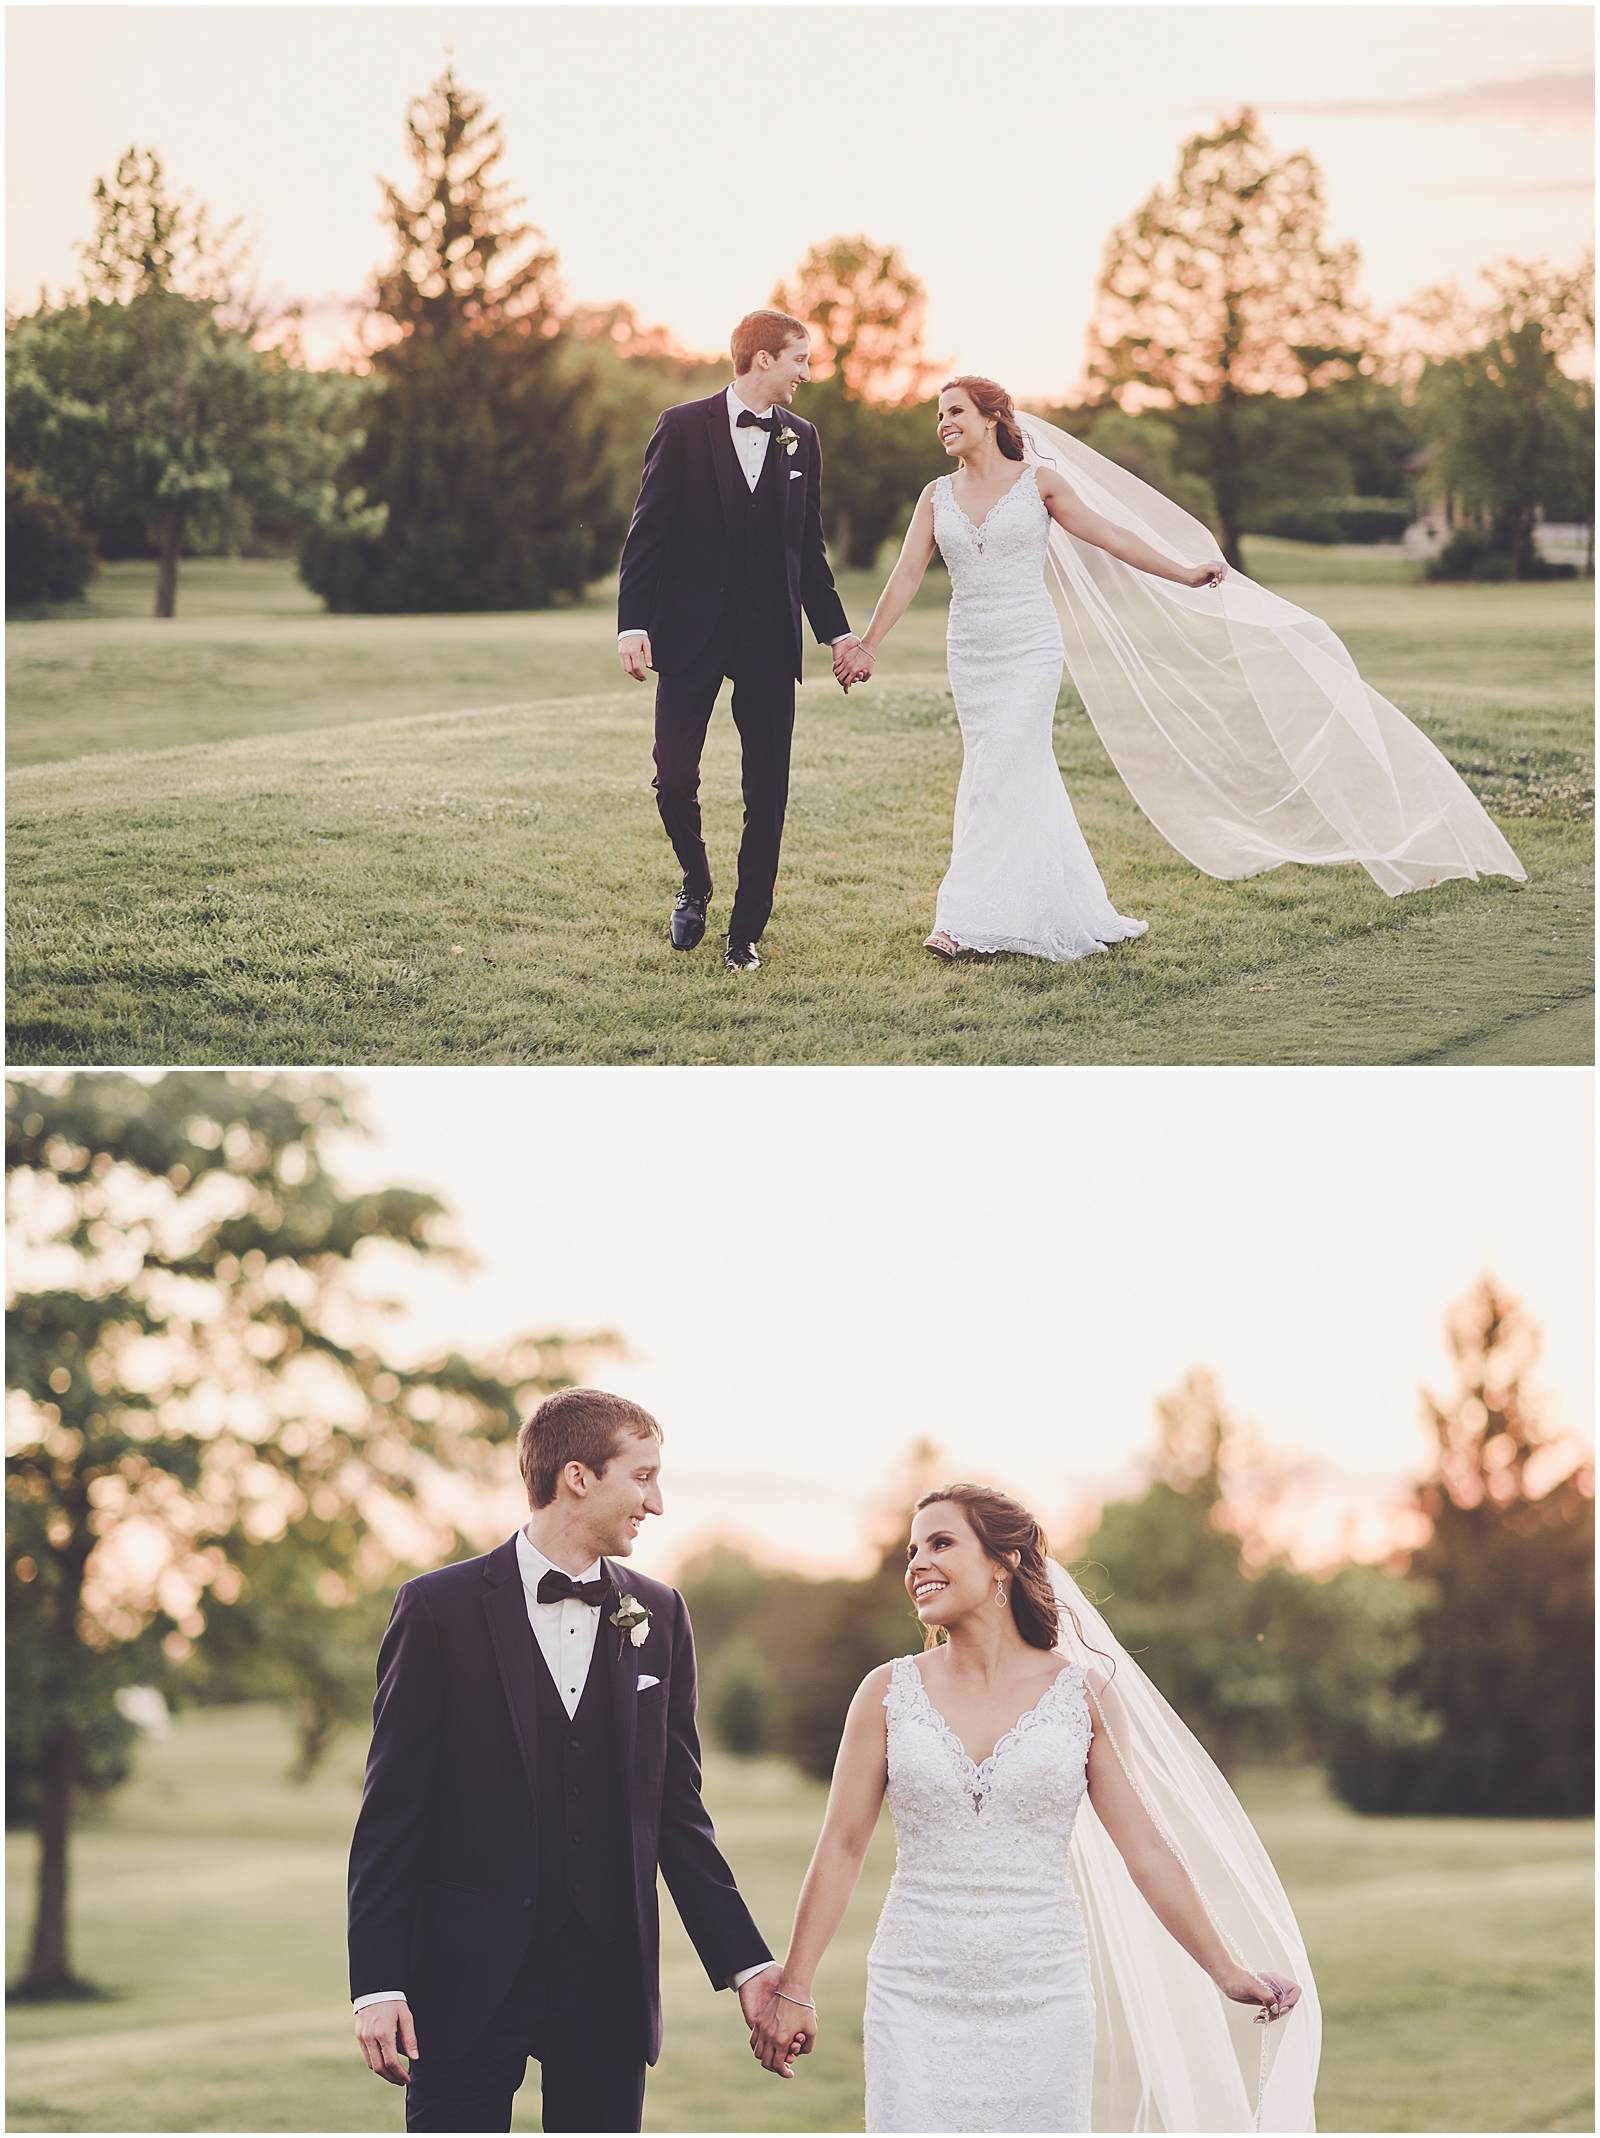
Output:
[355, 1998, 417, 2085]
[619, 631, 652, 681]
[746, 1975, 818, 2078]
[1185, 560, 1228, 590]
[833, 636, 875, 692]
[1219, 1966, 1301, 2024]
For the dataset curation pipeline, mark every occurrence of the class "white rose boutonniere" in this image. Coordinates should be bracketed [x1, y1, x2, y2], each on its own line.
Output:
[609, 1593, 651, 1656]
[776, 425, 799, 458]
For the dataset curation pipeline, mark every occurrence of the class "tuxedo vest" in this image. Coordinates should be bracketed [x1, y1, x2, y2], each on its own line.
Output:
[721, 426, 787, 625]
[529, 1624, 633, 1947]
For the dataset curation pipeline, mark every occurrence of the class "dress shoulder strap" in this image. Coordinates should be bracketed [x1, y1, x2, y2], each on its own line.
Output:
[882, 1652, 922, 1709]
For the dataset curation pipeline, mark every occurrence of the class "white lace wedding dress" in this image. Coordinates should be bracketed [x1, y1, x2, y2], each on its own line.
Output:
[864, 1655, 1097, 2134]
[931, 468, 1148, 961]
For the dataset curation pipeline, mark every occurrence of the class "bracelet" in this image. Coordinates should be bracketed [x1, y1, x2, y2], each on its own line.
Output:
[774, 1991, 816, 2011]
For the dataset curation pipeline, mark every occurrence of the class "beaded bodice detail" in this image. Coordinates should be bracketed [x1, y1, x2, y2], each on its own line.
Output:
[933, 467, 1055, 634]
[881, 1655, 1091, 1893]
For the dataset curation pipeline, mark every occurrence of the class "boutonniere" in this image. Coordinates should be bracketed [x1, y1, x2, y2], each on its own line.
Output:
[776, 425, 799, 458]
[609, 1593, 651, 1657]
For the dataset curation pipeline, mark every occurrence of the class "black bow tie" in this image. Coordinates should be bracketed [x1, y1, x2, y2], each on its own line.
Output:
[736, 410, 780, 433]
[536, 1570, 611, 1608]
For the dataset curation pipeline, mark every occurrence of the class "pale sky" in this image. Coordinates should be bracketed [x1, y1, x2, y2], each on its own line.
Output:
[322, 1067, 1596, 1580]
[6, 5, 1594, 396]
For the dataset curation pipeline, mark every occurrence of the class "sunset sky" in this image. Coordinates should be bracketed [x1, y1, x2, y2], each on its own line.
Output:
[322, 1068, 1595, 1581]
[6, 4, 1594, 396]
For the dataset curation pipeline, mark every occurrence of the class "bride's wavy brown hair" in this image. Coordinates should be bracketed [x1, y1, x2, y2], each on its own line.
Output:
[912, 1483, 1060, 1650]
[940, 376, 1026, 462]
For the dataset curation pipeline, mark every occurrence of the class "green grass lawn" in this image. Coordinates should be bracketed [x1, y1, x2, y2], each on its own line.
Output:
[5, 1704, 1592, 2133]
[6, 552, 1592, 1066]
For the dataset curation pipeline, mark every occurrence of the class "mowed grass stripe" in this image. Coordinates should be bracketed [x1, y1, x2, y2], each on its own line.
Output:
[7, 675, 1591, 1065]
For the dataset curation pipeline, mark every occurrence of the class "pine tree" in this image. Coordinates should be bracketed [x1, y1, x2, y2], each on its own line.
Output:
[299, 70, 625, 612]
[1326, 1278, 1594, 1816]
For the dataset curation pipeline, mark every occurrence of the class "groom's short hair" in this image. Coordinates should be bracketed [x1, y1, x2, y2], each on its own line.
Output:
[519, 1387, 663, 1508]
[731, 308, 809, 374]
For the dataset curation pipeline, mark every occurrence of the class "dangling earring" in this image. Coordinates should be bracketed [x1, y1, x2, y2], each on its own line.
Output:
[994, 1575, 1007, 1609]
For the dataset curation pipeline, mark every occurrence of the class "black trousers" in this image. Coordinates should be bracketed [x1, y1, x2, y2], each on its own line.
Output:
[652, 605, 797, 949]
[405, 1915, 648, 2135]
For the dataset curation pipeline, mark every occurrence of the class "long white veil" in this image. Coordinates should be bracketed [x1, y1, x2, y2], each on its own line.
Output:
[1016, 411, 1526, 897]
[1050, 1560, 1321, 2132]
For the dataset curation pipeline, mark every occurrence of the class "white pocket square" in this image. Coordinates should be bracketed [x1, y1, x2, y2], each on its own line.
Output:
[789, 469, 803, 479]
[637, 1675, 660, 1690]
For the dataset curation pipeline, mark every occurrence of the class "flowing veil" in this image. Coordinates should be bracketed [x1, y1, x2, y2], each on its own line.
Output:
[1015, 411, 1526, 896]
[1049, 1560, 1322, 2132]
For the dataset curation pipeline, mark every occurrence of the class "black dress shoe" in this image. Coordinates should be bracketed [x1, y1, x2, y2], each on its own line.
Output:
[670, 892, 709, 950]
[724, 940, 762, 972]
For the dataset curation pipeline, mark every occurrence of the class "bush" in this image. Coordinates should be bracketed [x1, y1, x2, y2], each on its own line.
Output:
[6, 465, 98, 606]
[706, 1644, 779, 1758]
[1426, 528, 1501, 582]
[1250, 498, 1412, 546]
[1424, 526, 1576, 583]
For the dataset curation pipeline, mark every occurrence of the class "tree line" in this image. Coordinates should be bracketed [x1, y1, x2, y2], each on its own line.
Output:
[8, 78, 1594, 616]
[7, 1072, 1592, 2001]
[678, 1303, 1592, 1829]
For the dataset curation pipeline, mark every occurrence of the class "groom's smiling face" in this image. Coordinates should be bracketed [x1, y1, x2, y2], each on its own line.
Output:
[580, 1427, 665, 1558]
[747, 334, 812, 408]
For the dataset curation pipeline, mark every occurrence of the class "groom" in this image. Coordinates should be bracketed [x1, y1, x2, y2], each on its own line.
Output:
[348, 1388, 781, 2131]
[616, 307, 873, 971]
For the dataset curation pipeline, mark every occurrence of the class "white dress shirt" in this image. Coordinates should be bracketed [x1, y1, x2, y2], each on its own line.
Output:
[516, 1529, 607, 1716]
[353, 1530, 776, 2010]
[727, 380, 779, 492]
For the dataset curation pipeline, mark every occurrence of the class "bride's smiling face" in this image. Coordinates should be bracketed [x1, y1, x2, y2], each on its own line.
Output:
[937, 391, 989, 459]
[905, 1501, 1004, 1629]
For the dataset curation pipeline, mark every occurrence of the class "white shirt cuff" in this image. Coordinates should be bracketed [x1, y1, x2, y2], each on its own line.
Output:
[730, 1959, 781, 1990]
[618, 630, 647, 643]
[352, 1990, 407, 2012]
[830, 632, 860, 645]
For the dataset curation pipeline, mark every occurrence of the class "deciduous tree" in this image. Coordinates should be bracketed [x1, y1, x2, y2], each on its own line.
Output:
[774, 237, 947, 568]
[6, 1071, 609, 1998]
[6, 150, 359, 616]
[1409, 255, 1595, 579]
[1087, 110, 1372, 567]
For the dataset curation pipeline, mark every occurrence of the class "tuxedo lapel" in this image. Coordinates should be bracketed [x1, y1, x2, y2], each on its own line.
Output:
[781, 427, 804, 543]
[480, 1540, 541, 1804]
[705, 396, 736, 532]
[601, 1558, 640, 1797]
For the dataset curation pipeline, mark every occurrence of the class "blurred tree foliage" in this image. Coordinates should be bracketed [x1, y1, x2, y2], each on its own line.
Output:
[775, 237, 948, 569]
[1081, 1370, 1435, 1776]
[6, 1071, 609, 1999]
[1087, 109, 1375, 568]
[5, 150, 360, 617]
[298, 70, 627, 613]
[567, 301, 731, 545]
[5, 465, 99, 608]
[1409, 256, 1595, 581]
[1326, 1279, 1594, 1817]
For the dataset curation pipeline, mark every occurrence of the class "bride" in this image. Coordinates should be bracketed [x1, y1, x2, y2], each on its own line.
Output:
[846, 375, 1525, 962]
[748, 1484, 1320, 2133]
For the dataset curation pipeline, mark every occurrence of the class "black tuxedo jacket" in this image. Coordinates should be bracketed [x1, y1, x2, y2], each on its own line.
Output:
[616, 390, 851, 681]
[346, 1539, 770, 2065]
